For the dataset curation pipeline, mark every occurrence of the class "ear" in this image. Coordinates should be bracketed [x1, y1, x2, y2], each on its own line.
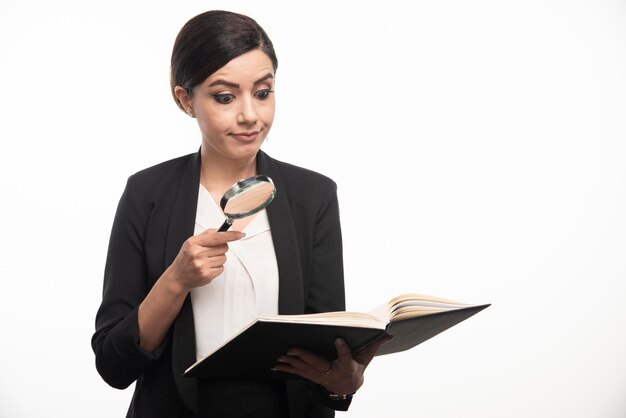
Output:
[174, 86, 194, 115]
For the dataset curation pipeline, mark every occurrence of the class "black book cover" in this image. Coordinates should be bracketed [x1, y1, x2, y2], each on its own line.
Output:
[184, 304, 490, 380]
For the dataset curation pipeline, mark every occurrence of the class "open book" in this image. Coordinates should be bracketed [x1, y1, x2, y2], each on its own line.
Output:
[184, 293, 490, 379]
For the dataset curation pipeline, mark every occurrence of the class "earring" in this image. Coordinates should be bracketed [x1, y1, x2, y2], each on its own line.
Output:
[187, 109, 195, 118]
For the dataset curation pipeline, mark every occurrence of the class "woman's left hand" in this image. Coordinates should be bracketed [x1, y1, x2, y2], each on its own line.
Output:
[272, 335, 392, 396]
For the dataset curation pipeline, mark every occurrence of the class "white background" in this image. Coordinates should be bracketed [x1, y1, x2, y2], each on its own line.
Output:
[1, 1, 625, 417]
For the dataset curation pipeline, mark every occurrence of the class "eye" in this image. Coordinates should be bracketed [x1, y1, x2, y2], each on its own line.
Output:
[255, 89, 274, 100]
[212, 94, 235, 105]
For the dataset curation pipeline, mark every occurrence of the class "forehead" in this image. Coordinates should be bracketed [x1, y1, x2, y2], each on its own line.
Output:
[207, 49, 275, 84]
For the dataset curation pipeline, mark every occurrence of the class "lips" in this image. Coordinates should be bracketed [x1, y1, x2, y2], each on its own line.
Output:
[231, 131, 260, 142]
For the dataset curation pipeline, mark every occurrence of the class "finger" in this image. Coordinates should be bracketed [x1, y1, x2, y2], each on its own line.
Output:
[271, 363, 322, 384]
[274, 355, 324, 384]
[189, 253, 226, 274]
[205, 254, 227, 268]
[335, 338, 354, 363]
[355, 334, 393, 366]
[277, 353, 316, 372]
[195, 229, 244, 246]
[197, 243, 229, 257]
[201, 266, 224, 284]
[286, 348, 331, 373]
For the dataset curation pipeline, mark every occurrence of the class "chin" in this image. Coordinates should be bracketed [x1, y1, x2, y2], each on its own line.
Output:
[227, 144, 263, 161]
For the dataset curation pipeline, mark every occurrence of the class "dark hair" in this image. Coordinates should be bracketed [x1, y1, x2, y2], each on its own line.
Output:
[170, 10, 278, 111]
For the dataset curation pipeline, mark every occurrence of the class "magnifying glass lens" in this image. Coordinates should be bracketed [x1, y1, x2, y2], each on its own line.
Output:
[217, 175, 276, 232]
[223, 181, 275, 218]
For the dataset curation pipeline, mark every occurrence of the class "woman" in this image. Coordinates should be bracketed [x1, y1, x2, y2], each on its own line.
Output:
[92, 10, 385, 418]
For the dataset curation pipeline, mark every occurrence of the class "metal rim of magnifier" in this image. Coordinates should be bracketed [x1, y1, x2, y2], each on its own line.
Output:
[219, 174, 276, 219]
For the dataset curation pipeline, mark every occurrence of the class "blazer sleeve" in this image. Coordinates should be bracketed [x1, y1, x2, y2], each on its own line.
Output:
[306, 179, 345, 314]
[305, 179, 353, 411]
[91, 175, 166, 389]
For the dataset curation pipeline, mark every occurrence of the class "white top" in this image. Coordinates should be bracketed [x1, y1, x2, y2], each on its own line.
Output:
[190, 184, 279, 361]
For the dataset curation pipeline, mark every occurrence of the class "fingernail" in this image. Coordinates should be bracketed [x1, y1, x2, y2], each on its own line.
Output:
[270, 367, 278, 371]
[276, 356, 287, 363]
[336, 338, 345, 346]
[239, 232, 246, 238]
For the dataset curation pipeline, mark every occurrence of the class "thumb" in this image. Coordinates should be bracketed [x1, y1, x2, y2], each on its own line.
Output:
[335, 338, 353, 363]
[356, 334, 393, 366]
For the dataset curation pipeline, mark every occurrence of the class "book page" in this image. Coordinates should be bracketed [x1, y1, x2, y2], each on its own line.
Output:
[258, 311, 385, 329]
[391, 306, 450, 321]
[384, 293, 471, 322]
[367, 302, 393, 323]
[387, 293, 468, 307]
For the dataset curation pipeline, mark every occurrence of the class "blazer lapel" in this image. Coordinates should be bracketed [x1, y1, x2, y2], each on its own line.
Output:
[166, 150, 201, 413]
[257, 151, 305, 315]
[166, 150, 306, 414]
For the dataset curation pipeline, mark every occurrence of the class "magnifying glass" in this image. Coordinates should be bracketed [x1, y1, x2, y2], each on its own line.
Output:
[217, 175, 276, 232]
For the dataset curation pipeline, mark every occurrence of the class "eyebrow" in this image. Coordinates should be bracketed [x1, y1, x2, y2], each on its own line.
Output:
[208, 73, 274, 89]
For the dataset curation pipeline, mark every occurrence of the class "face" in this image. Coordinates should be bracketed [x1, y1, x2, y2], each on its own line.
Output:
[177, 49, 275, 164]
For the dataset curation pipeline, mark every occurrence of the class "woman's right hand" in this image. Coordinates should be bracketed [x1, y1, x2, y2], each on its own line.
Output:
[166, 229, 245, 293]
[138, 229, 244, 352]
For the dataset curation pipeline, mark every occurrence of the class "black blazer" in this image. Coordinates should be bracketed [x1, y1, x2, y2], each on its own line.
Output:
[92, 150, 351, 417]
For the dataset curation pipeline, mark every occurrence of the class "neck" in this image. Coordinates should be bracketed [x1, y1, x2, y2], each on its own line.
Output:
[200, 146, 258, 197]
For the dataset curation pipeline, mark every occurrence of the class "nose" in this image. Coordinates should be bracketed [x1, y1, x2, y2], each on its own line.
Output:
[237, 95, 258, 125]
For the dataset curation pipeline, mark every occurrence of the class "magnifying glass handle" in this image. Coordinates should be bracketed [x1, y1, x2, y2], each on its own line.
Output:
[218, 218, 234, 232]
